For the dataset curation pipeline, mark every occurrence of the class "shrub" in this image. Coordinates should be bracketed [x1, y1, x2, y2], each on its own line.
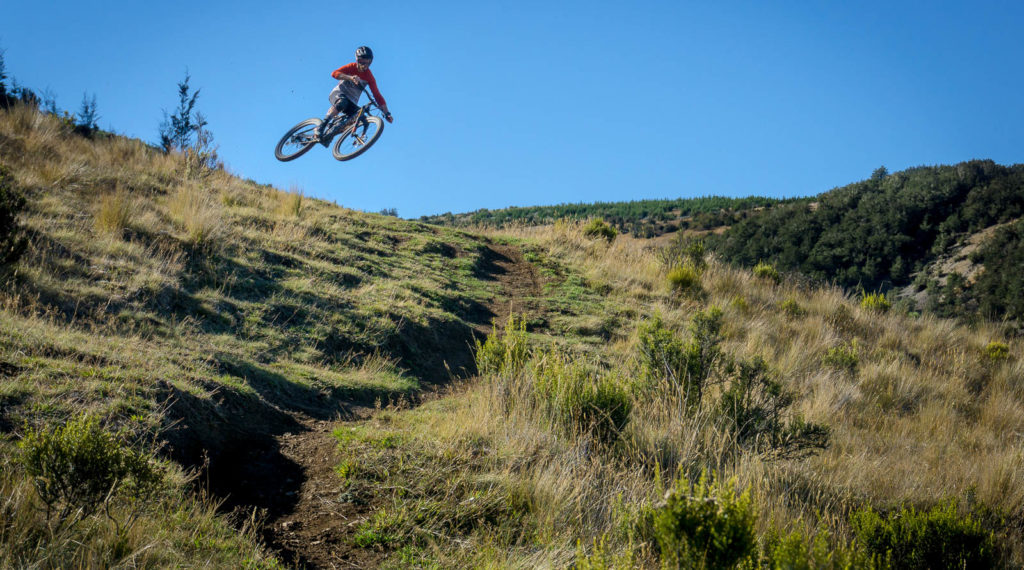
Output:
[95, 190, 133, 234]
[850, 502, 998, 569]
[757, 528, 871, 569]
[822, 340, 858, 372]
[575, 535, 637, 569]
[652, 471, 756, 569]
[985, 341, 1009, 361]
[661, 234, 707, 271]
[17, 415, 163, 531]
[716, 357, 830, 459]
[636, 308, 723, 410]
[753, 261, 780, 283]
[682, 307, 724, 403]
[532, 353, 632, 444]
[779, 298, 805, 318]
[730, 295, 748, 312]
[861, 290, 892, 313]
[0, 164, 28, 268]
[637, 315, 686, 384]
[583, 218, 618, 242]
[667, 264, 700, 292]
[475, 316, 530, 378]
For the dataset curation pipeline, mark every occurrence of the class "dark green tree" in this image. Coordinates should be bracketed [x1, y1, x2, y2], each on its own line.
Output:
[75, 92, 100, 136]
[159, 72, 201, 152]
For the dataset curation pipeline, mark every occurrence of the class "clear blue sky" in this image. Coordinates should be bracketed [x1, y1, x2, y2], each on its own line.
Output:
[4, 1, 1022, 219]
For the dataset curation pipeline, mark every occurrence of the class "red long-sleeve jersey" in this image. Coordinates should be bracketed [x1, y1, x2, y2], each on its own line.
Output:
[331, 63, 387, 109]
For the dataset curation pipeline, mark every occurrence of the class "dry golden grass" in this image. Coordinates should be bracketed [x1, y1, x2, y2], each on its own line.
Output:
[276, 186, 304, 218]
[94, 186, 134, 234]
[167, 182, 224, 247]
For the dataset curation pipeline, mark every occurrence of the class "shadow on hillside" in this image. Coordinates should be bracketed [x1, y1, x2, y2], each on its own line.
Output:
[472, 244, 513, 281]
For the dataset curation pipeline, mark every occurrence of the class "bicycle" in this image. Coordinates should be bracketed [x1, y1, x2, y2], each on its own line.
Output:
[274, 84, 386, 162]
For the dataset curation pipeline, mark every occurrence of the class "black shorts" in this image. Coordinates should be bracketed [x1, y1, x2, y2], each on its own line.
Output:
[329, 93, 359, 115]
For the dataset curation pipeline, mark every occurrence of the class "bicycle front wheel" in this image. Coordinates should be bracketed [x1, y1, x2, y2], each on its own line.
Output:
[274, 118, 321, 162]
[332, 116, 384, 161]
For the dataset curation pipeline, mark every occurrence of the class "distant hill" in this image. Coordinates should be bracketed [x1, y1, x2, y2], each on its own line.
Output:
[420, 195, 788, 237]
[707, 161, 1024, 320]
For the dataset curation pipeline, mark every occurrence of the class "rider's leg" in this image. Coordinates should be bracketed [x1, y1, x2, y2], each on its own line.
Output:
[315, 107, 338, 138]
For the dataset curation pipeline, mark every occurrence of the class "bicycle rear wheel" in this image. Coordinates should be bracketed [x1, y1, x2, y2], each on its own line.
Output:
[274, 118, 321, 162]
[332, 116, 384, 161]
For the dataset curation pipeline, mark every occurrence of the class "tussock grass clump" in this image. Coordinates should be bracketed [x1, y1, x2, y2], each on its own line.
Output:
[667, 264, 700, 292]
[94, 189, 133, 234]
[582, 218, 617, 242]
[276, 187, 303, 218]
[168, 183, 222, 247]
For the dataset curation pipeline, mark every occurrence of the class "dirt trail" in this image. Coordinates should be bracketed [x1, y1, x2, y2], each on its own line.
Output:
[212, 243, 541, 568]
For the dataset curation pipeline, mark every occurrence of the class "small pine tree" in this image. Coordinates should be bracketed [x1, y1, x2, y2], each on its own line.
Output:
[76, 92, 100, 136]
[0, 48, 9, 107]
[40, 87, 59, 115]
[159, 72, 201, 152]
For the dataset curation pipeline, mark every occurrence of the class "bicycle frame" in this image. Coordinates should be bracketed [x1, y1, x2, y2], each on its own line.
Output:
[326, 84, 382, 138]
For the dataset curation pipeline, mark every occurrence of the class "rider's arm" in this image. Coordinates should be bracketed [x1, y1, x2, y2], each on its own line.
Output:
[331, 63, 360, 83]
[364, 74, 389, 115]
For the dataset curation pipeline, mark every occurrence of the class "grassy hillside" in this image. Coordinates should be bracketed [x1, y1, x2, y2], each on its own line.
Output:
[324, 222, 1023, 567]
[2, 104, 1022, 568]
[0, 104, 515, 566]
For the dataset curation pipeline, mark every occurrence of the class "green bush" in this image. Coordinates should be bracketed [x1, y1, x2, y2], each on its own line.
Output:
[985, 341, 1009, 361]
[667, 264, 700, 292]
[822, 341, 859, 372]
[583, 218, 618, 242]
[532, 353, 632, 444]
[18, 414, 163, 530]
[0, 164, 28, 268]
[756, 528, 872, 569]
[779, 298, 805, 318]
[475, 316, 530, 377]
[753, 262, 780, 283]
[716, 357, 829, 459]
[850, 502, 998, 569]
[652, 471, 756, 569]
[575, 535, 637, 569]
[636, 308, 723, 410]
[860, 290, 892, 313]
[661, 234, 707, 271]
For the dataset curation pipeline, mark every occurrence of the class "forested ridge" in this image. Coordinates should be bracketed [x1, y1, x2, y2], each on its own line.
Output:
[420, 195, 786, 236]
[708, 160, 1024, 319]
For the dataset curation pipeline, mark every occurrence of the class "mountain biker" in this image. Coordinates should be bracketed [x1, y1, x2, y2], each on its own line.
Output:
[315, 46, 393, 142]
